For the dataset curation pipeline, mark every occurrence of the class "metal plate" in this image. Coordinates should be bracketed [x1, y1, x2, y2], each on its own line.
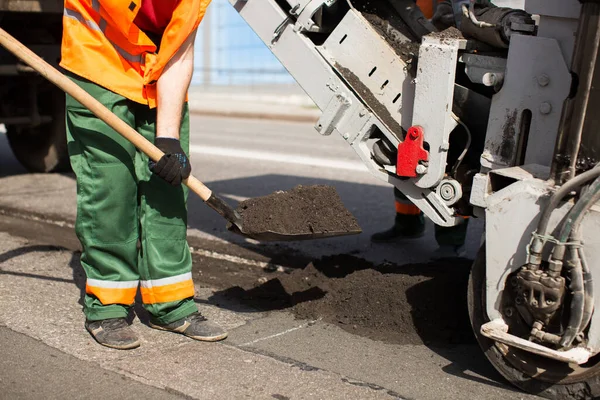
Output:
[317, 9, 415, 137]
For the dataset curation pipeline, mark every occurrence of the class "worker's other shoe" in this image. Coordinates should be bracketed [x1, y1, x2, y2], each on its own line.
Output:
[431, 244, 467, 260]
[85, 318, 140, 350]
[149, 312, 228, 342]
[370, 213, 425, 242]
[434, 219, 469, 247]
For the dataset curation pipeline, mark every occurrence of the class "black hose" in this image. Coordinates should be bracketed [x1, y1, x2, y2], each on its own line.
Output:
[578, 245, 594, 333]
[555, 187, 600, 347]
[529, 165, 600, 259]
[538, 165, 600, 237]
[561, 246, 585, 347]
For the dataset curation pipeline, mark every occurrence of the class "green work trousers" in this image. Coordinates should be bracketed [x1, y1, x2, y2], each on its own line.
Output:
[65, 73, 197, 324]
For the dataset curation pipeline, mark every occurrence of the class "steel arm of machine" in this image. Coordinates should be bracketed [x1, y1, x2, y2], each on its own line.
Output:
[229, 0, 464, 227]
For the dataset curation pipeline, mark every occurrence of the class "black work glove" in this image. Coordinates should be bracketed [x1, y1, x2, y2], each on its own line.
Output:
[149, 137, 191, 186]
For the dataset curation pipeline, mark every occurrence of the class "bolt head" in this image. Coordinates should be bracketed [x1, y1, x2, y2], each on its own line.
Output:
[440, 183, 455, 200]
[537, 74, 550, 87]
[540, 102, 552, 114]
[482, 72, 497, 86]
[415, 164, 427, 174]
[515, 297, 523, 305]
[343, 133, 350, 139]
[408, 127, 420, 139]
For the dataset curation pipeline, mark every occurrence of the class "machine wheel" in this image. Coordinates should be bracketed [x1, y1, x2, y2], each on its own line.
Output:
[468, 245, 600, 399]
[6, 86, 69, 173]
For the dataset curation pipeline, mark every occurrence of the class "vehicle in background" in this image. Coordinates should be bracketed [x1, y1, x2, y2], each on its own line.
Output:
[0, 0, 67, 172]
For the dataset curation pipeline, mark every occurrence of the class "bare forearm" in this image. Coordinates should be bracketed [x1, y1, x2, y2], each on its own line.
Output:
[156, 31, 196, 139]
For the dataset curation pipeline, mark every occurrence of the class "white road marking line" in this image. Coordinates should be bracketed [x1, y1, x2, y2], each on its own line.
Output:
[219, 193, 250, 202]
[190, 248, 294, 273]
[190, 145, 368, 172]
[238, 319, 321, 347]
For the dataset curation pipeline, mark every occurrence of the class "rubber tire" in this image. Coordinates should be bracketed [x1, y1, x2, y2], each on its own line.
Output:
[468, 245, 600, 399]
[6, 88, 70, 173]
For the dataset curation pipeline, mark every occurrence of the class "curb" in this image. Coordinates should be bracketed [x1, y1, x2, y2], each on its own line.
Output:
[189, 108, 320, 123]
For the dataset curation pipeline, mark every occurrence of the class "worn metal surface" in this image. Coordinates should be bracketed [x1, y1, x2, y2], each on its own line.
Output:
[480, 35, 571, 171]
[318, 9, 415, 137]
[231, 0, 460, 226]
[484, 174, 600, 353]
[411, 33, 462, 189]
[481, 319, 592, 364]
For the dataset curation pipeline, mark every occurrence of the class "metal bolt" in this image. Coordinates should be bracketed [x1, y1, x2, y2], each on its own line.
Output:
[358, 110, 366, 117]
[409, 128, 420, 139]
[546, 299, 555, 305]
[540, 102, 552, 115]
[537, 74, 550, 87]
[504, 307, 514, 317]
[440, 183, 455, 201]
[531, 299, 538, 307]
[416, 164, 428, 174]
[482, 72, 497, 87]
[515, 297, 523, 305]
[343, 133, 349, 140]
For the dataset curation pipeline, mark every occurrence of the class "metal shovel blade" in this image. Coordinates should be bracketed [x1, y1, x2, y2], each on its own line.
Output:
[228, 185, 362, 242]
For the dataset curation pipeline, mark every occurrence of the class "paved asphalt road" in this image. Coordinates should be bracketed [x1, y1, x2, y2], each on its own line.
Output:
[0, 116, 484, 265]
[0, 117, 528, 400]
[183, 115, 483, 264]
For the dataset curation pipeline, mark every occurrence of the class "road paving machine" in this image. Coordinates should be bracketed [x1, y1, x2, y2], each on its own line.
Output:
[229, 0, 600, 397]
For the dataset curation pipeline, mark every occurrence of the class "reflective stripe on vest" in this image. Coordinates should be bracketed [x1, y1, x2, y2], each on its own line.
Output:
[63, 7, 143, 64]
[61, 0, 209, 106]
[140, 272, 195, 304]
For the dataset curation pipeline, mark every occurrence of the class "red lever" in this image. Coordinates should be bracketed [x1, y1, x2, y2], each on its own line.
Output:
[396, 126, 429, 178]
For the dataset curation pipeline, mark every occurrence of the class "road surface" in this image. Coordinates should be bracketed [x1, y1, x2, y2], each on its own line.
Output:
[0, 116, 536, 400]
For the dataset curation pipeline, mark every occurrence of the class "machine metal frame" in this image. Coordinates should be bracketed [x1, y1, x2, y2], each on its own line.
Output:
[230, 0, 600, 372]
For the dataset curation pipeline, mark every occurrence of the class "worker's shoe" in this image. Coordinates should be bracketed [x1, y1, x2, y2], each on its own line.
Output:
[431, 244, 467, 259]
[431, 219, 469, 259]
[85, 318, 140, 350]
[149, 312, 228, 342]
[370, 213, 426, 242]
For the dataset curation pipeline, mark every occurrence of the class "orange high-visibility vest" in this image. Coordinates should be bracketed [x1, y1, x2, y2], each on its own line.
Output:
[417, 0, 437, 19]
[61, 0, 210, 108]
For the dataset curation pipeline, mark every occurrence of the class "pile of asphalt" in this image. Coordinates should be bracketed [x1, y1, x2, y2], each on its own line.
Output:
[210, 254, 475, 346]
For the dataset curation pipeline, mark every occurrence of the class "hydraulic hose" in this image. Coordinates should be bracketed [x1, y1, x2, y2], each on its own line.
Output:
[561, 246, 585, 347]
[528, 164, 600, 262]
[553, 182, 600, 347]
[539, 164, 600, 236]
[553, 177, 600, 261]
[579, 245, 594, 334]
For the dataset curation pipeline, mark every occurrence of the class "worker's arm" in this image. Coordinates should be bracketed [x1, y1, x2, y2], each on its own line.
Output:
[150, 30, 197, 185]
[156, 29, 196, 139]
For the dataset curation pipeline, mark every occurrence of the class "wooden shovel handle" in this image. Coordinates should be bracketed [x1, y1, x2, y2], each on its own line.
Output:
[0, 27, 212, 201]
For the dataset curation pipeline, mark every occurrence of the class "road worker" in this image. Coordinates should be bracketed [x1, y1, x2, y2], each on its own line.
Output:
[61, 0, 227, 349]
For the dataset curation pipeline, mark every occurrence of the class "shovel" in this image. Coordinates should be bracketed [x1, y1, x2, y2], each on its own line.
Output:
[0, 28, 361, 241]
